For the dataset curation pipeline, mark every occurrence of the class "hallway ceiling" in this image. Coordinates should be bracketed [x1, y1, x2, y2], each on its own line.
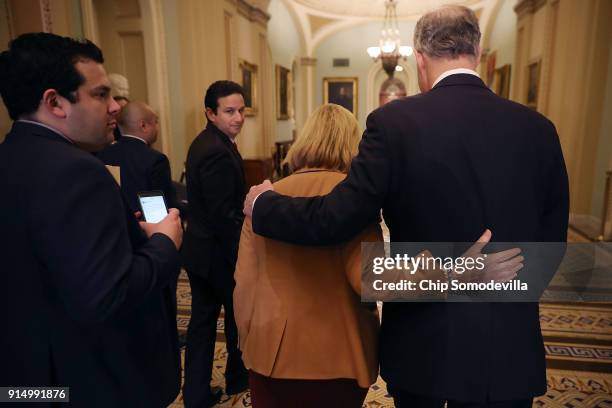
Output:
[293, 0, 481, 18]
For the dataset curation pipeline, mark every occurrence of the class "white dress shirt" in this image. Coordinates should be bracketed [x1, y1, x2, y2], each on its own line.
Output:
[122, 134, 148, 145]
[432, 68, 480, 88]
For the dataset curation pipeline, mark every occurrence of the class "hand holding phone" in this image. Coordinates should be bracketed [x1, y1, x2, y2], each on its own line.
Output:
[137, 191, 168, 223]
[139, 208, 183, 249]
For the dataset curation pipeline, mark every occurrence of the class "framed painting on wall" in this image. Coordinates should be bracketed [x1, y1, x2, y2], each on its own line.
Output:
[486, 50, 497, 87]
[239, 59, 258, 116]
[323, 77, 358, 116]
[494, 64, 512, 99]
[275, 64, 290, 120]
[526, 60, 541, 110]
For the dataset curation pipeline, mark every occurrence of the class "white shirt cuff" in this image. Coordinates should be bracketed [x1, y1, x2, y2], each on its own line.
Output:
[252, 191, 266, 214]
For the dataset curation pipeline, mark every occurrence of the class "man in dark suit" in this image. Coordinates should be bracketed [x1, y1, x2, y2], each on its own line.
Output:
[0, 33, 183, 407]
[182, 80, 249, 407]
[96, 101, 178, 212]
[245, 5, 569, 408]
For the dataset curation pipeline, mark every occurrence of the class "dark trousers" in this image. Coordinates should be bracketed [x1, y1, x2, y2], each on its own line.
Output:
[183, 271, 247, 407]
[390, 390, 533, 408]
[248, 370, 368, 408]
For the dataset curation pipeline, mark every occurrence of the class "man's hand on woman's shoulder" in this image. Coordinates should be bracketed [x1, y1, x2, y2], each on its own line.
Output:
[243, 179, 273, 217]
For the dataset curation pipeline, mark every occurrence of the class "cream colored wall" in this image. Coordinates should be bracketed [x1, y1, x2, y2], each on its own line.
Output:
[487, 0, 517, 68]
[267, 0, 301, 142]
[160, 0, 186, 176]
[528, 5, 545, 61]
[8, 0, 43, 34]
[0, 0, 83, 142]
[167, 0, 273, 166]
[514, 0, 612, 215]
[93, 0, 149, 103]
[49, 0, 84, 37]
[591, 39, 612, 218]
[236, 10, 263, 157]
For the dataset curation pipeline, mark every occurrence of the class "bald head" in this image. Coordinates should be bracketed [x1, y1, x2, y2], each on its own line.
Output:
[117, 101, 159, 144]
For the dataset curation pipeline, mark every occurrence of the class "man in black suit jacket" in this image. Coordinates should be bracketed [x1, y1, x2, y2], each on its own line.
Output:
[97, 101, 178, 213]
[245, 6, 569, 408]
[182, 80, 248, 407]
[0, 33, 183, 407]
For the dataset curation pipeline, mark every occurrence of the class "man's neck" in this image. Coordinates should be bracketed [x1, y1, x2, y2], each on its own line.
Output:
[208, 122, 237, 143]
[427, 57, 478, 89]
[121, 133, 148, 145]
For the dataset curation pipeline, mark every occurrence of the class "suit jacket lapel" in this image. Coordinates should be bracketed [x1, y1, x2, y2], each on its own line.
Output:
[206, 124, 246, 190]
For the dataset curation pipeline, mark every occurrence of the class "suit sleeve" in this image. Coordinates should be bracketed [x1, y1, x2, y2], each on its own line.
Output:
[521, 119, 569, 300]
[150, 153, 178, 210]
[196, 147, 243, 237]
[341, 223, 384, 295]
[252, 110, 391, 245]
[29, 158, 179, 325]
[233, 217, 258, 350]
[540, 120, 569, 242]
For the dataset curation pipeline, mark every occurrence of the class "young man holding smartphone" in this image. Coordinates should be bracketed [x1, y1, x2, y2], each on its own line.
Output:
[0, 33, 183, 407]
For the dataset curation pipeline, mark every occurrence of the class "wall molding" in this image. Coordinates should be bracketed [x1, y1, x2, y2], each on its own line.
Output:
[235, 0, 270, 28]
[514, 0, 547, 17]
[39, 0, 52, 32]
[224, 11, 235, 80]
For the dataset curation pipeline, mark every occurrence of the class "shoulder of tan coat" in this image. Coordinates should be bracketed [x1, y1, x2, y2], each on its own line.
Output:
[273, 170, 347, 196]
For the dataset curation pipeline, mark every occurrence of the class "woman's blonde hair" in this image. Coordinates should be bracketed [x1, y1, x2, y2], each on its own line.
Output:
[284, 103, 361, 173]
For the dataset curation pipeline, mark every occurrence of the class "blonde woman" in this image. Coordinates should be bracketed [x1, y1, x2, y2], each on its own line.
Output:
[233, 104, 522, 407]
[234, 104, 380, 406]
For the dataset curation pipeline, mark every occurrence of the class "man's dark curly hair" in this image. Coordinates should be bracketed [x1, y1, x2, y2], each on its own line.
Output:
[0, 32, 104, 120]
[204, 80, 245, 113]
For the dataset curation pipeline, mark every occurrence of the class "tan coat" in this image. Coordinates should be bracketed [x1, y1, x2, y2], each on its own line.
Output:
[233, 169, 381, 388]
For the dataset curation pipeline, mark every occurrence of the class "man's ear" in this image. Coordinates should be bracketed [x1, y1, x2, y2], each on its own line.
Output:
[415, 50, 426, 70]
[41, 89, 68, 119]
[205, 107, 215, 122]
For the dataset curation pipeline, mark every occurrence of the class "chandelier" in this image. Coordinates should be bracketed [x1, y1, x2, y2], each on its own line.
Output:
[367, 0, 413, 78]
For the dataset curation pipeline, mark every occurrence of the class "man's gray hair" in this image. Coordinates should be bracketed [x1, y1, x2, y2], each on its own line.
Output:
[414, 5, 481, 59]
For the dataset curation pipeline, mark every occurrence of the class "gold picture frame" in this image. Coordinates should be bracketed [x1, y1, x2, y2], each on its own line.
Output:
[323, 77, 358, 116]
[239, 59, 258, 116]
[526, 59, 541, 110]
[275, 64, 291, 120]
[493, 64, 512, 99]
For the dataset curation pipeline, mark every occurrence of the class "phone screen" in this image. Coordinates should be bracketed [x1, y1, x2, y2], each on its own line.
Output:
[138, 193, 168, 223]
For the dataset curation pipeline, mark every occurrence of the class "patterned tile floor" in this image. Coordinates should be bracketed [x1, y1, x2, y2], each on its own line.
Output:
[169, 344, 612, 408]
[175, 272, 611, 407]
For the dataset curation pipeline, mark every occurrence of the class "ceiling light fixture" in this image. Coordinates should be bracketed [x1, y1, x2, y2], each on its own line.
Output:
[367, 0, 413, 78]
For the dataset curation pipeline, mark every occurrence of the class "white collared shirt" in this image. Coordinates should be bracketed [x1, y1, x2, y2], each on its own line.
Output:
[432, 68, 480, 88]
[16, 119, 74, 144]
[122, 134, 148, 145]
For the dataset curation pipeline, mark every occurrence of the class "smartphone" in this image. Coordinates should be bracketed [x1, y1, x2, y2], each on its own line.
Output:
[137, 191, 168, 223]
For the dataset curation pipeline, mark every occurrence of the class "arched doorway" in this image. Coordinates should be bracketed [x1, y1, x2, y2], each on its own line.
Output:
[379, 77, 407, 106]
[366, 61, 418, 116]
